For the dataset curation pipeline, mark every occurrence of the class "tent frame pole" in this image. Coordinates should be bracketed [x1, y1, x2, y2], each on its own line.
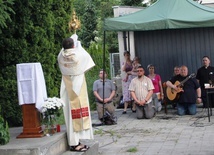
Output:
[102, 31, 106, 125]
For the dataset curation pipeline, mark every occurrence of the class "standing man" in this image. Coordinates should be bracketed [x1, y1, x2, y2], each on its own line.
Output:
[58, 34, 95, 152]
[166, 65, 201, 115]
[196, 56, 214, 108]
[129, 66, 155, 119]
[93, 70, 116, 124]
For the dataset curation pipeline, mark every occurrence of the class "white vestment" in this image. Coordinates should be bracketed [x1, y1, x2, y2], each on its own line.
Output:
[58, 34, 95, 146]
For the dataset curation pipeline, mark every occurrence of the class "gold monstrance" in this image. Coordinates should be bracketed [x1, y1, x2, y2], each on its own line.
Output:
[68, 10, 81, 33]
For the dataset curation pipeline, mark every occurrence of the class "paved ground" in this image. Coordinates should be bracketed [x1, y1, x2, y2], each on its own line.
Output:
[91, 104, 214, 155]
[3, 103, 214, 155]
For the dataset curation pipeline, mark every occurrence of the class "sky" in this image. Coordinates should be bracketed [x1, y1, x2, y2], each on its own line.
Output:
[202, 0, 214, 3]
[142, 0, 214, 4]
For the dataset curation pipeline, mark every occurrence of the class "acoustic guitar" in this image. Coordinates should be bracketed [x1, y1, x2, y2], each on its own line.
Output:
[166, 73, 196, 101]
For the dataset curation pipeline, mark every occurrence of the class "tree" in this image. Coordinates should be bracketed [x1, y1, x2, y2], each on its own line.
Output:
[0, 0, 15, 32]
[1, 0, 152, 127]
[95, 0, 120, 53]
[0, 0, 73, 126]
[81, 2, 97, 48]
[121, 0, 143, 6]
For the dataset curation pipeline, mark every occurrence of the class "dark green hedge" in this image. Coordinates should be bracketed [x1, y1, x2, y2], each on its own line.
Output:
[0, 0, 73, 127]
[0, 0, 111, 127]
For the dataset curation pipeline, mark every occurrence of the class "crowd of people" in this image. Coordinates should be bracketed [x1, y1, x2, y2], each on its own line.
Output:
[120, 52, 168, 117]
[119, 53, 214, 118]
[58, 36, 213, 152]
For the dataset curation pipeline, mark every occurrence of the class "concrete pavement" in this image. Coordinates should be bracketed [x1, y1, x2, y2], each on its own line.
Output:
[1, 103, 214, 155]
[92, 104, 214, 155]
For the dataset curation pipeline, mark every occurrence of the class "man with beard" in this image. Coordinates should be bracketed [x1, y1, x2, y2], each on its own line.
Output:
[128, 66, 156, 119]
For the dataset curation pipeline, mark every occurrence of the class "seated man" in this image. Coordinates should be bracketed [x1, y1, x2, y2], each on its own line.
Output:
[166, 65, 202, 115]
[129, 66, 156, 119]
[93, 69, 116, 124]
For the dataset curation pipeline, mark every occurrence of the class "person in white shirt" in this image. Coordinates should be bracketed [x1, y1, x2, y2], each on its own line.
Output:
[129, 66, 156, 119]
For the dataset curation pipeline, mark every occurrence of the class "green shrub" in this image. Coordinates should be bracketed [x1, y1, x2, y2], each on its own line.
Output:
[0, 115, 10, 145]
[0, 0, 72, 127]
[86, 42, 110, 111]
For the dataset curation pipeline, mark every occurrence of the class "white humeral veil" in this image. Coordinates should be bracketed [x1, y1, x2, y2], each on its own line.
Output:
[58, 34, 95, 146]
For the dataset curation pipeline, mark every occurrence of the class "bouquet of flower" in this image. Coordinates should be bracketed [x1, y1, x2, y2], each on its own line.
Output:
[41, 97, 65, 127]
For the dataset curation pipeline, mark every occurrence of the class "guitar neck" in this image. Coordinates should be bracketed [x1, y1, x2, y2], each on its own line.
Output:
[179, 78, 189, 86]
[178, 74, 195, 86]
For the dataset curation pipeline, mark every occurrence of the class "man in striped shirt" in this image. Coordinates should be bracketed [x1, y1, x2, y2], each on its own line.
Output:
[129, 66, 156, 119]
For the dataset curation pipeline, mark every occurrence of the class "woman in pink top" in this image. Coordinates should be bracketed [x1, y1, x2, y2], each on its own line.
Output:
[147, 64, 164, 112]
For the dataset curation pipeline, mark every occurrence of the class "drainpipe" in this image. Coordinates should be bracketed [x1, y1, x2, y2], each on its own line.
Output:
[127, 31, 130, 52]
[123, 31, 127, 51]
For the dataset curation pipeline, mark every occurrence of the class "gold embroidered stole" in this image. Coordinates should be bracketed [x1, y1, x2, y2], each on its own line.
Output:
[62, 75, 90, 132]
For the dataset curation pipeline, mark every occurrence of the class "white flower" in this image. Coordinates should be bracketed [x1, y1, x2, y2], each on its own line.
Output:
[42, 97, 65, 113]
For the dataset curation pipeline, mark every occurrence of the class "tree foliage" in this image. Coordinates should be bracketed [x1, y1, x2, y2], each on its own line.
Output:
[0, 115, 10, 145]
[86, 42, 110, 110]
[0, 0, 73, 126]
[81, 2, 97, 48]
[0, 0, 15, 32]
[0, 0, 121, 127]
[121, 0, 143, 6]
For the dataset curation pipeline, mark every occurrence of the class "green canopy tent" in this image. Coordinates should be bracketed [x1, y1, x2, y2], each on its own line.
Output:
[102, 0, 214, 80]
[103, 0, 214, 31]
[101, 0, 214, 113]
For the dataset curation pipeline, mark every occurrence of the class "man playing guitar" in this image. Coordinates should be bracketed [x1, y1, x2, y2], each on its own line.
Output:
[166, 65, 202, 115]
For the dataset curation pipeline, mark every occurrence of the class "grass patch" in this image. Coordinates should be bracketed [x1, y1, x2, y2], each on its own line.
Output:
[108, 130, 115, 136]
[126, 147, 138, 153]
[94, 129, 104, 136]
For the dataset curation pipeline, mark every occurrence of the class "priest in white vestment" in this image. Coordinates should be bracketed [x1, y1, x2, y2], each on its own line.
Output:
[58, 34, 95, 152]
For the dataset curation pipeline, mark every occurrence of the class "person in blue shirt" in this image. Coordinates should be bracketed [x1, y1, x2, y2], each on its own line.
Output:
[93, 70, 116, 123]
